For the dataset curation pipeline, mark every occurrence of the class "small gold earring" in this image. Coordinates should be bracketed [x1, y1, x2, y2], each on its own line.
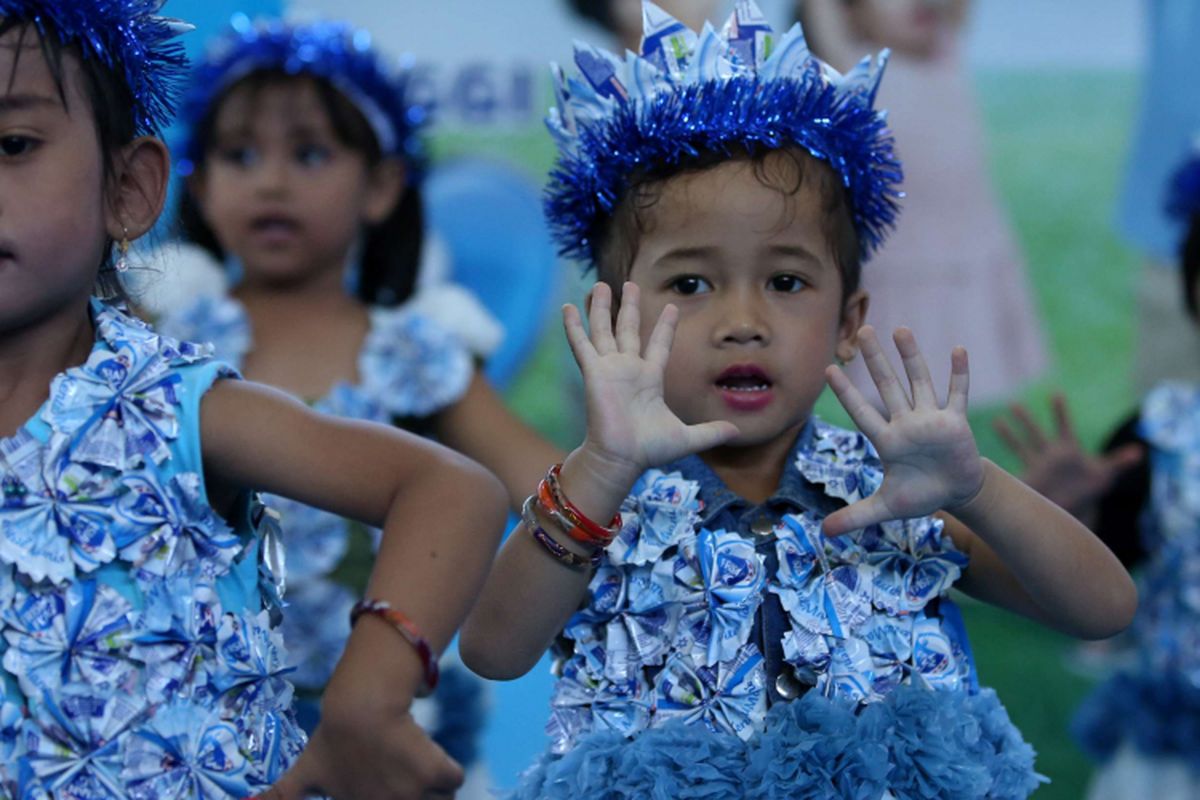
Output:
[115, 227, 130, 273]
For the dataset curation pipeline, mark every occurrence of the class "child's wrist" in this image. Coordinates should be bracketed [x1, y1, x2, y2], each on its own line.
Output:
[571, 442, 645, 496]
[944, 457, 995, 520]
[340, 610, 428, 705]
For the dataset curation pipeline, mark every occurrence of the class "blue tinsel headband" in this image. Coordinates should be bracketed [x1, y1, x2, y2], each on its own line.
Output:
[546, 0, 902, 267]
[175, 15, 427, 179]
[0, 0, 189, 136]
[1168, 137, 1200, 222]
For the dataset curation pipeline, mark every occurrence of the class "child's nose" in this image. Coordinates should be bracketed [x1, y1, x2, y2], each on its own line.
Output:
[714, 293, 770, 345]
[253, 154, 291, 196]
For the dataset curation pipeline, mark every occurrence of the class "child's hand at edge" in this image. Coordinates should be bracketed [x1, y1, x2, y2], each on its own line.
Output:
[993, 393, 1143, 526]
[563, 281, 738, 492]
[257, 616, 463, 800]
[823, 325, 983, 535]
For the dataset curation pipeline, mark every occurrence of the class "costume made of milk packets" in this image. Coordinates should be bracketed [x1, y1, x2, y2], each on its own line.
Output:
[517, 421, 1039, 800]
[157, 292, 473, 691]
[0, 301, 303, 798]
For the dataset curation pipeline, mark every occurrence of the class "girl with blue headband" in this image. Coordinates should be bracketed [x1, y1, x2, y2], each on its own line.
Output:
[153, 16, 563, 764]
[0, 2, 507, 797]
[460, 3, 1136, 797]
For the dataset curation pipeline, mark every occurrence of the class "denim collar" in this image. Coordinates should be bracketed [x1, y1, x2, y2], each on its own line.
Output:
[659, 419, 840, 526]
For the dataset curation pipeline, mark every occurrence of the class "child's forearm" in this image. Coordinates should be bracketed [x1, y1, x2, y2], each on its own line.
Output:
[948, 459, 1137, 640]
[460, 444, 642, 679]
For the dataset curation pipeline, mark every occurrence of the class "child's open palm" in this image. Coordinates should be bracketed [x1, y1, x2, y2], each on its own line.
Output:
[823, 326, 984, 535]
[564, 282, 737, 478]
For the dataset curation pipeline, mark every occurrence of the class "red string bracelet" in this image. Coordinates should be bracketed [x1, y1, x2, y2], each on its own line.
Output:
[350, 599, 439, 696]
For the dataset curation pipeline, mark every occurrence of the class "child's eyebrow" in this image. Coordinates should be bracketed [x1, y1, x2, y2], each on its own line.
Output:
[765, 244, 823, 264]
[0, 93, 58, 113]
[652, 245, 719, 266]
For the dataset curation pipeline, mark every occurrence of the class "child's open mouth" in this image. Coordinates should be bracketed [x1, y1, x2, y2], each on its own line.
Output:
[715, 364, 774, 411]
[249, 215, 301, 243]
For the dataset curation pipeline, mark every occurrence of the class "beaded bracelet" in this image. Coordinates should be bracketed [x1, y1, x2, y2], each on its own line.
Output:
[350, 599, 439, 696]
[546, 463, 622, 543]
[522, 495, 601, 570]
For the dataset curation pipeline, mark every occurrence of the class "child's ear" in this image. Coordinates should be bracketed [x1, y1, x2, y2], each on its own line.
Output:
[835, 289, 869, 363]
[363, 157, 405, 225]
[105, 136, 170, 242]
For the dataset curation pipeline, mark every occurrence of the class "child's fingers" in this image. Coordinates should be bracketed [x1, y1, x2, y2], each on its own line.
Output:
[683, 420, 740, 454]
[562, 304, 598, 373]
[826, 363, 887, 440]
[644, 304, 679, 371]
[423, 750, 467, 794]
[946, 346, 970, 416]
[857, 325, 910, 415]
[587, 282, 618, 355]
[255, 752, 320, 800]
[614, 281, 641, 354]
[1103, 442, 1145, 477]
[1008, 401, 1047, 450]
[1051, 392, 1077, 443]
[893, 328, 938, 409]
[992, 417, 1032, 465]
[823, 495, 889, 536]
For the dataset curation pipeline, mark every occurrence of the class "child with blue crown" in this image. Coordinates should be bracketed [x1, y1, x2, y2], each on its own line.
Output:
[0, 1, 508, 798]
[460, 3, 1137, 797]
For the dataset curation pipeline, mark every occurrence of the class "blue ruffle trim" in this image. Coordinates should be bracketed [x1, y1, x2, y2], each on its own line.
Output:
[510, 685, 1043, 800]
[1074, 670, 1200, 772]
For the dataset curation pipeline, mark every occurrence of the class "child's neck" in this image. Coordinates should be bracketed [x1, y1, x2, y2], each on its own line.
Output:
[234, 263, 352, 312]
[699, 420, 806, 505]
[0, 296, 95, 437]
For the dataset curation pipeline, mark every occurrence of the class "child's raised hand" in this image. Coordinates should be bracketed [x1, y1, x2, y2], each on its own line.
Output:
[564, 282, 737, 479]
[993, 394, 1143, 524]
[823, 326, 983, 536]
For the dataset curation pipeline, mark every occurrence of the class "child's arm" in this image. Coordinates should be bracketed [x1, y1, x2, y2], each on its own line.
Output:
[460, 283, 737, 679]
[825, 326, 1137, 640]
[199, 379, 508, 800]
[435, 372, 568, 511]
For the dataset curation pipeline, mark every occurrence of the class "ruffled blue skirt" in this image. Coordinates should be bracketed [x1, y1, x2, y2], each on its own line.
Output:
[1074, 670, 1200, 774]
[509, 685, 1043, 800]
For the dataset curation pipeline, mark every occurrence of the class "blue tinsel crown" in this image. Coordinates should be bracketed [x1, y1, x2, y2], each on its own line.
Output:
[546, 0, 902, 267]
[175, 15, 427, 178]
[0, 0, 189, 136]
[1168, 137, 1200, 222]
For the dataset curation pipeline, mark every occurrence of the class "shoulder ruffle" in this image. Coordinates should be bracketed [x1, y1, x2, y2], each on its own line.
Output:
[358, 307, 473, 418]
[403, 283, 505, 360]
[155, 293, 252, 371]
[514, 683, 1043, 800]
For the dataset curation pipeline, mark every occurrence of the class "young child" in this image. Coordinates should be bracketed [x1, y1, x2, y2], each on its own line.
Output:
[151, 17, 563, 739]
[0, 3, 507, 798]
[459, 4, 1136, 797]
[1003, 142, 1200, 800]
[797, 0, 1048, 409]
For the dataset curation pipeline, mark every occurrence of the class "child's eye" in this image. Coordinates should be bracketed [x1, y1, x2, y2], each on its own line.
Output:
[769, 274, 807, 293]
[295, 144, 332, 167]
[0, 135, 36, 157]
[218, 146, 258, 168]
[669, 276, 713, 296]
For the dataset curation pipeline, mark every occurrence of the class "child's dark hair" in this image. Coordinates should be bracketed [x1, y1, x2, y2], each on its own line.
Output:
[566, 0, 617, 33]
[178, 70, 423, 307]
[1182, 215, 1200, 320]
[0, 17, 140, 300]
[595, 146, 862, 300]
